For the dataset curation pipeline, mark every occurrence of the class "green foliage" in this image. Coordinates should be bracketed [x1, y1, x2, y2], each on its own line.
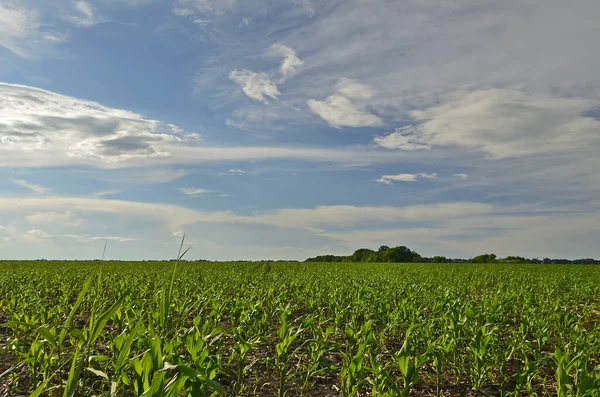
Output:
[0, 260, 599, 396]
[305, 245, 600, 264]
[306, 245, 421, 263]
[468, 253, 498, 263]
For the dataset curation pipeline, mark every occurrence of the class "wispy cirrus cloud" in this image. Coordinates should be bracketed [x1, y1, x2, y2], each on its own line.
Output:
[173, 0, 238, 17]
[13, 179, 50, 194]
[23, 229, 139, 242]
[0, 195, 493, 231]
[25, 211, 83, 227]
[2, 194, 599, 259]
[179, 187, 212, 196]
[0, 5, 39, 56]
[229, 44, 303, 103]
[0, 4, 65, 58]
[374, 126, 432, 151]
[89, 190, 121, 198]
[376, 173, 437, 184]
[67, 1, 104, 27]
[221, 169, 245, 176]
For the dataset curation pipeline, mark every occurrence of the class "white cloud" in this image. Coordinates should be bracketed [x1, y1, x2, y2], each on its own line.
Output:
[23, 229, 139, 242]
[25, 211, 83, 227]
[110, 169, 191, 184]
[376, 174, 416, 184]
[307, 78, 383, 128]
[156, 145, 405, 167]
[2, 222, 137, 244]
[0, 83, 191, 165]
[179, 187, 211, 196]
[67, 1, 102, 27]
[229, 70, 280, 104]
[4, 194, 600, 258]
[292, 0, 314, 16]
[335, 78, 374, 100]
[13, 179, 50, 194]
[454, 173, 469, 179]
[376, 172, 437, 184]
[0, 5, 41, 57]
[286, 0, 600, 103]
[173, 0, 238, 17]
[399, 89, 600, 159]
[22, 229, 48, 240]
[225, 168, 245, 175]
[374, 126, 431, 151]
[173, 7, 194, 16]
[238, 17, 250, 27]
[252, 202, 492, 229]
[0, 84, 441, 169]
[0, 195, 492, 232]
[43, 32, 67, 43]
[89, 190, 120, 198]
[324, 212, 600, 259]
[0, 196, 238, 232]
[0, 224, 17, 242]
[227, 44, 302, 112]
[271, 44, 303, 82]
[307, 95, 383, 128]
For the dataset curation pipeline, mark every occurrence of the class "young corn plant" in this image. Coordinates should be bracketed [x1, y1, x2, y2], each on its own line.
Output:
[339, 321, 376, 397]
[366, 352, 393, 397]
[551, 348, 599, 397]
[129, 336, 168, 396]
[159, 233, 192, 336]
[5, 275, 94, 395]
[275, 310, 304, 397]
[298, 338, 336, 393]
[392, 331, 427, 397]
[428, 339, 453, 397]
[230, 335, 261, 396]
[466, 325, 494, 391]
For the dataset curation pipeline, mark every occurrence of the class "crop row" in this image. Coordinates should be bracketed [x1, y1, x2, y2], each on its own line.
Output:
[0, 260, 599, 396]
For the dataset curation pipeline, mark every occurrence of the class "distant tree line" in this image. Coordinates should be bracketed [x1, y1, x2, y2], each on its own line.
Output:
[305, 246, 600, 264]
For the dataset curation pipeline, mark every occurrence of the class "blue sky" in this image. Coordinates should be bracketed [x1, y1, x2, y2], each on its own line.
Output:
[1, 0, 599, 260]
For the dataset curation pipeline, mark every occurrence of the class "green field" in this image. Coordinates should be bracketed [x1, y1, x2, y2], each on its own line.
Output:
[1, 261, 599, 396]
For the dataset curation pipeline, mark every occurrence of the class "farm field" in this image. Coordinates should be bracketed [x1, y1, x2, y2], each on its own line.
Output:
[1, 260, 599, 396]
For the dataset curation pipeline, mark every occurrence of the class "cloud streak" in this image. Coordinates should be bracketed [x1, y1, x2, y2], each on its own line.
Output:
[0, 195, 492, 231]
[13, 179, 50, 194]
[179, 187, 212, 196]
[376, 173, 437, 184]
[2, 194, 599, 259]
[0, 4, 60, 58]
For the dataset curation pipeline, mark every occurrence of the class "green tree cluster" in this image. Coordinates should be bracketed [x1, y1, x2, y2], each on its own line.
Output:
[305, 247, 600, 264]
[305, 245, 422, 263]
